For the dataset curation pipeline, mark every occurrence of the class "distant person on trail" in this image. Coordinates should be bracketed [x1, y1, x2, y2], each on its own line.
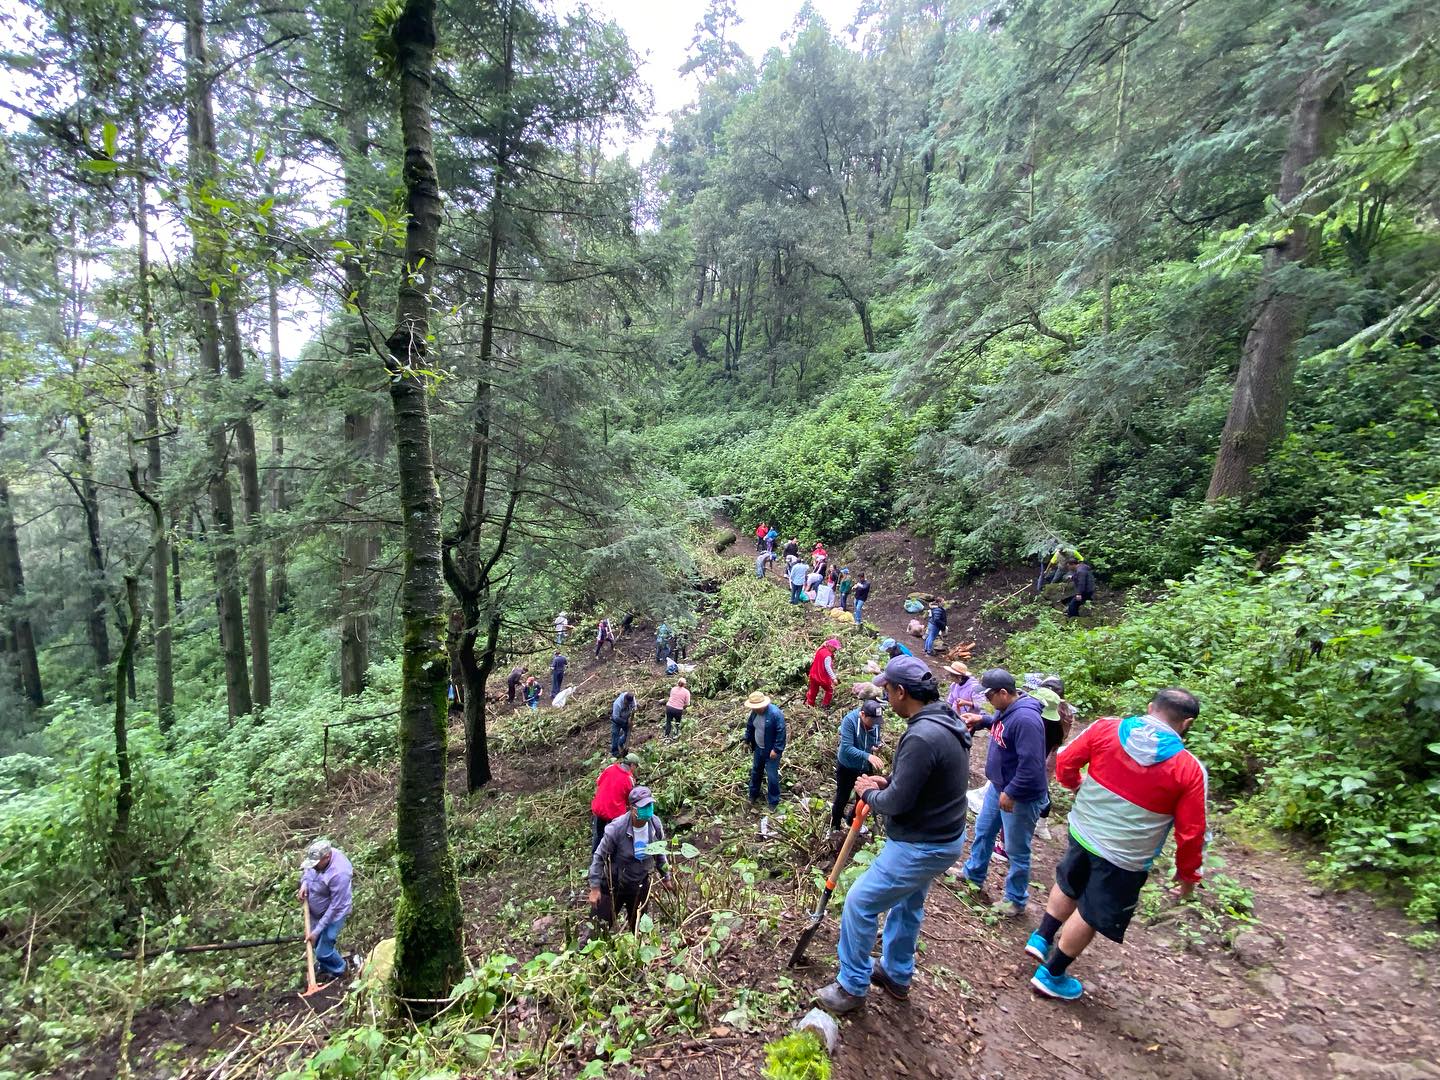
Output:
[1065, 557, 1096, 619]
[555, 612, 571, 645]
[839, 568, 854, 610]
[523, 675, 541, 710]
[590, 753, 639, 851]
[852, 573, 870, 625]
[815, 655, 970, 1014]
[506, 664, 527, 704]
[783, 537, 800, 559]
[807, 637, 841, 707]
[550, 651, 568, 699]
[1035, 541, 1082, 593]
[620, 612, 635, 637]
[1028, 688, 1206, 1001]
[756, 550, 775, 578]
[298, 838, 353, 982]
[945, 662, 982, 715]
[743, 691, 787, 808]
[788, 559, 810, 604]
[879, 637, 914, 659]
[595, 618, 616, 659]
[655, 623, 672, 664]
[924, 597, 948, 656]
[672, 629, 689, 662]
[831, 699, 884, 831]
[611, 691, 637, 756]
[588, 785, 673, 932]
[665, 677, 691, 738]
[955, 669, 1048, 917]
[755, 521, 769, 552]
[765, 526, 778, 554]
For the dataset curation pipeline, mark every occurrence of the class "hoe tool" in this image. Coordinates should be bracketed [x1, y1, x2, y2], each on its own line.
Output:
[300, 900, 324, 997]
[788, 800, 870, 967]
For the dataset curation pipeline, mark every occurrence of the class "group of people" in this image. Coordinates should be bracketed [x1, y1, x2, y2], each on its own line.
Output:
[753, 524, 872, 628]
[1036, 542, 1097, 619]
[811, 652, 1207, 1010]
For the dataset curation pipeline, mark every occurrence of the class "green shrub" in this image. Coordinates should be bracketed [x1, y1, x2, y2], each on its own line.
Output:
[1008, 491, 1440, 918]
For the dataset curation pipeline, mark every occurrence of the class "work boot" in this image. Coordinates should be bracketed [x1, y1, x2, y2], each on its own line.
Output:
[815, 981, 866, 1015]
[992, 899, 1027, 918]
[870, 959, 910, 1001]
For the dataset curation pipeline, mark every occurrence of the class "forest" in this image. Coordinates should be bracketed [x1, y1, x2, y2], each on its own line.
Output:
[1, 0, 1437, 1077]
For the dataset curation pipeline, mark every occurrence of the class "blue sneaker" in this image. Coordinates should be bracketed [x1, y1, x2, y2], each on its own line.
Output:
[1031, 964, 1083, 1000]
[1024, 931, 1050, 961]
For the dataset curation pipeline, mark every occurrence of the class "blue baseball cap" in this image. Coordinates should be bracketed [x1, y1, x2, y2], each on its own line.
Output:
[873, 655, 938, 694]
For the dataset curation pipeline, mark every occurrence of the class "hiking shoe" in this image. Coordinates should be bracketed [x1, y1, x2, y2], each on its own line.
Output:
[992, 899, 1027, 918]
[871, 958, 910, 1001]
[1035, 820, 1053, 841]
[994, 840, 1008, 862]
[1031, 964, 1083, 1001]
[1024, 931, 1050, 960]
[815, 981, 866, 1015]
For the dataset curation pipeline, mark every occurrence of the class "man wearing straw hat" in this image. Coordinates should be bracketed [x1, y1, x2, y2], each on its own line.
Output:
[743, 691, 787, 808]
[297, 838, 353, 982]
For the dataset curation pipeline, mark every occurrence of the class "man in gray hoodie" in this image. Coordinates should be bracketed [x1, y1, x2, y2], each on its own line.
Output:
[816, 655, 971, 1013]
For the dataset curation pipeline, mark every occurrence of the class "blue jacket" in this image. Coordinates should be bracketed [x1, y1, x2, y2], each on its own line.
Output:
[836, 708, 882, 770]
[981, 694, 1048, 802]
[746, 704, 786, 755]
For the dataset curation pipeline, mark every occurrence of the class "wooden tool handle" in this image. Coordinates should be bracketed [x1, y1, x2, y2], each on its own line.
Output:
[825, 800, 871, 890]
[302, 899, 318, 993]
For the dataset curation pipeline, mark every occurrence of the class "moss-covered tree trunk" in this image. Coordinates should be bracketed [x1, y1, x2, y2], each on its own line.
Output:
[0, 406, 42, 707]
[1207, 57, 1344, 501]
[385, 0, 464, 1016]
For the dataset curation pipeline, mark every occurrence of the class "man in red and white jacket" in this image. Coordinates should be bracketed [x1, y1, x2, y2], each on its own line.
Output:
[1026, 688, 1207, 1001]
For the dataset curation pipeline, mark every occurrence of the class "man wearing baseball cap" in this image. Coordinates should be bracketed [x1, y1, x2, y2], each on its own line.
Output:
[590, 753, 640, 852]
[815, 655, 971, 1013]
[831, 699, 885, 831]
[588, 785, 673, 931]
[297, 837, 354, 981]
[956, 669, 1048, 917]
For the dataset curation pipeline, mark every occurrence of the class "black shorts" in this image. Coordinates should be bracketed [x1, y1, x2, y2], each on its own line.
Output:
[1054, 835, 1149, 943]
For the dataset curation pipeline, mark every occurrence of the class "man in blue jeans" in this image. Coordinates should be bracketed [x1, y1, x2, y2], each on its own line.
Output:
[743, 691, 786, 807]
[298, 838, 354, 981]
[954, 669, 1048, 916]
[788, 559, 810, 604]
[851, 574, 870, 625]
[816, 655, 971, 1014]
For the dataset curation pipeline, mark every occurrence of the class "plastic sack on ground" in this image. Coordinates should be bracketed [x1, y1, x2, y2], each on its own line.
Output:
[552, 686, 576, 708]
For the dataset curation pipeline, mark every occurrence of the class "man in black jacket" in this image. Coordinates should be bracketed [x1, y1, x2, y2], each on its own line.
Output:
[815, 655, 972, 1014]
[1065, 557, 1095, 618]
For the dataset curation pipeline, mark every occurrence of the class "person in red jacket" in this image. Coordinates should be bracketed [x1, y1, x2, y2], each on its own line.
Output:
[590, 754, 640, 852]
[806, 637, 841, 707]
[1027, 688, 1207, 1000]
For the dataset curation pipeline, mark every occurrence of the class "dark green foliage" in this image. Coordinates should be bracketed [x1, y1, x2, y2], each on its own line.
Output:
[1010, 493, 1440, 919]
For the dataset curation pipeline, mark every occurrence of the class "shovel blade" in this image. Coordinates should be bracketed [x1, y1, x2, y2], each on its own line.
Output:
[788, 916, 824, 967]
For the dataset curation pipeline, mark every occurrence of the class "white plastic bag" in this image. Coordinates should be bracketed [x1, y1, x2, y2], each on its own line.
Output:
[966, 780, 991, 816]
[551, 686, 575, 708]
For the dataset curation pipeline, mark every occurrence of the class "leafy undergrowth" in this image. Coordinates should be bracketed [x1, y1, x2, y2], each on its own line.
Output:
[1007, 490, 1440, 920]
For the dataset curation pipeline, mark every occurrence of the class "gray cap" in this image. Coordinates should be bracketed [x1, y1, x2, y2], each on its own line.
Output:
[980, 668, 1017, 693]
[300, 838, 332, 870]
[873, 655, 938, 694]
[861, 700, 884, 718]
[627, 785, 654, 808]
[623, 753, 641, 767]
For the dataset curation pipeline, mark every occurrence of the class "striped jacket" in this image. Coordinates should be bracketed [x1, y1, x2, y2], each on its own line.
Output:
[1057, 715, 1208, 882]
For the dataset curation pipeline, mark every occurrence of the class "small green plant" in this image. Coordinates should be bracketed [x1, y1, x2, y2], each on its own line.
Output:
[763, 1030, 831, 1080]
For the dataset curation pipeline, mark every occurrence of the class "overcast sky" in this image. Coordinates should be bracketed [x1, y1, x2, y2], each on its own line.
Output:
[581, 0, 863, 160]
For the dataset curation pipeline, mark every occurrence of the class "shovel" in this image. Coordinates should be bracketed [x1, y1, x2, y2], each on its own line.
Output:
[788, 800, 871, 967]
[300, 900, 323, 997]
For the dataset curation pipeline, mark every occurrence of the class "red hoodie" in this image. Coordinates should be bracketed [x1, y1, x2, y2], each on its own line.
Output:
[591, 763, 634, 820]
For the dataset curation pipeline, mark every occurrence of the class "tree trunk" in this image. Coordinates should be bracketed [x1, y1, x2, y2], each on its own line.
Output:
[386, 0, 463, 1014]
[135, 115, 173, 730]
[460, 607, 499, 792]
[113, 575, 140, 848]
[267, 270, 288, 615]
[74, 413, 112, 676]
[339, 101, 376, 698]
[220, 307, 270, 708]
[1207, 65, 1344, 501]
[0, 410, 42, 707]
[184, 0, 252, 719]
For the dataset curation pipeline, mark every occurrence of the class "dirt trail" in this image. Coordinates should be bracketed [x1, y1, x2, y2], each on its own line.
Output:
[737, 527, 1440, 1080]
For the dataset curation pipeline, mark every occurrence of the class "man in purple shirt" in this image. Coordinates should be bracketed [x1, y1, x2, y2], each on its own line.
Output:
[297, 838, 353, 980]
